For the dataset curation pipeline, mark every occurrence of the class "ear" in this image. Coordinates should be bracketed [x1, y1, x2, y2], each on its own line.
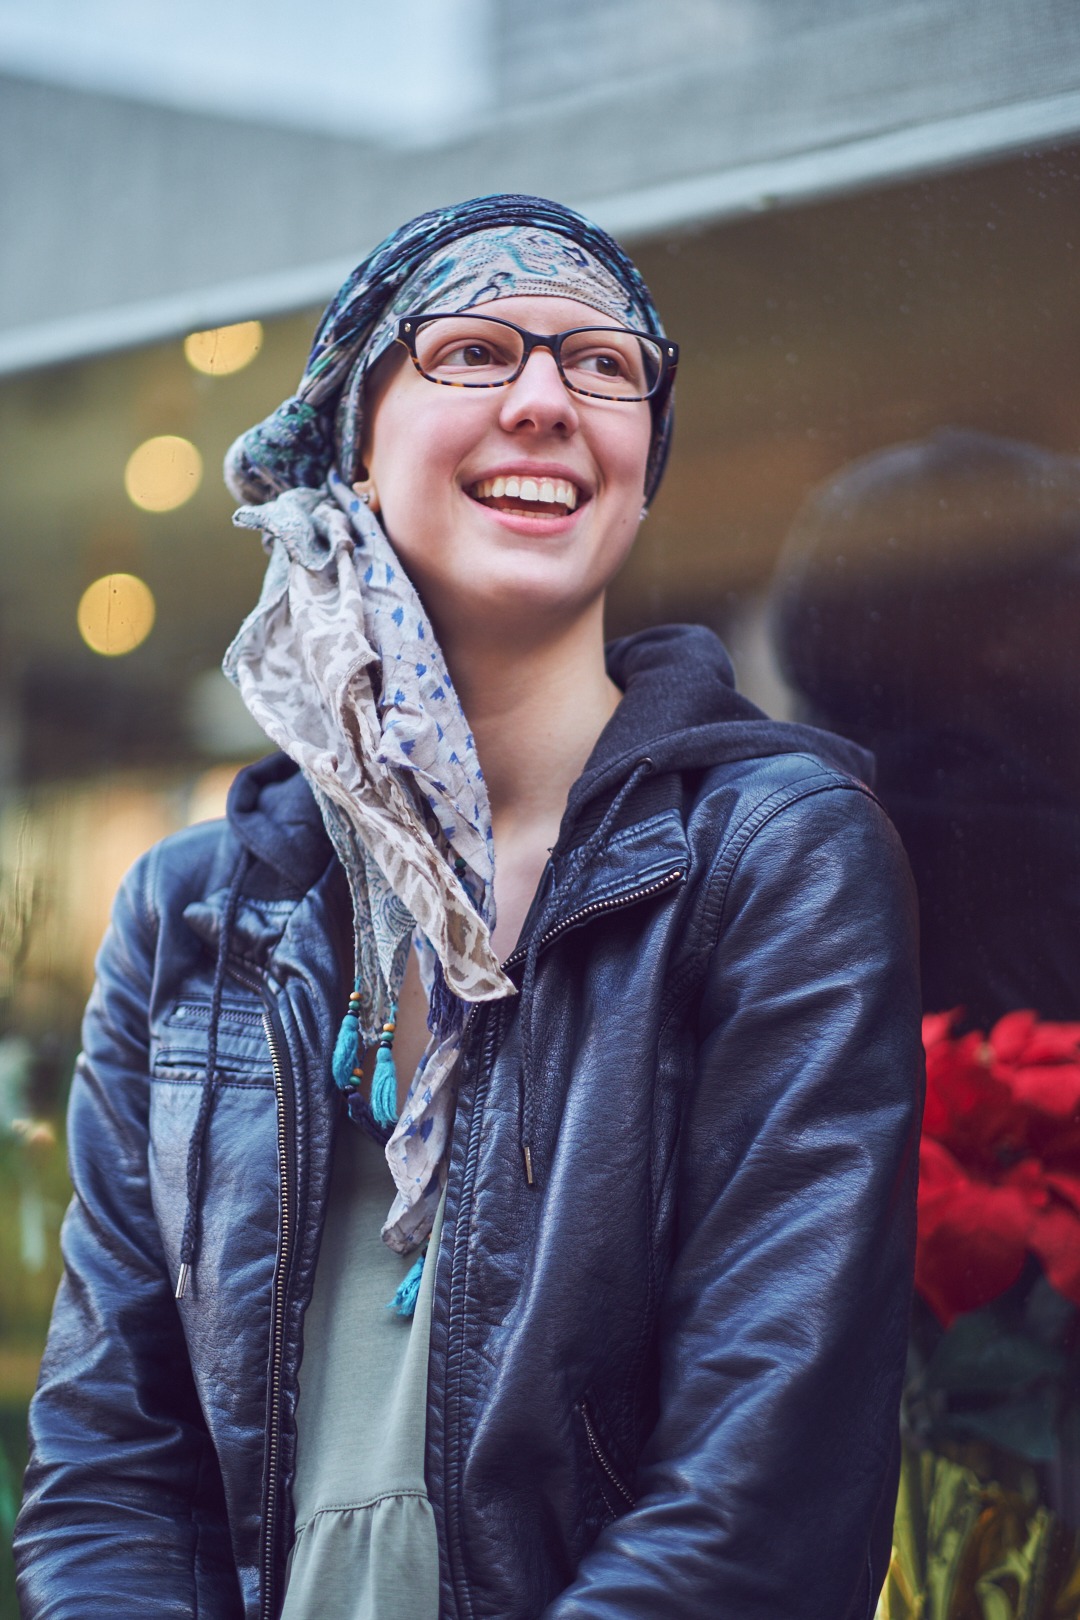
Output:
[351, 477, 380, 514]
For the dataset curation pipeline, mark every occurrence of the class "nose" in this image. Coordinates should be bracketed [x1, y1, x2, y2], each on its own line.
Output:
[497, 344, 580, 436]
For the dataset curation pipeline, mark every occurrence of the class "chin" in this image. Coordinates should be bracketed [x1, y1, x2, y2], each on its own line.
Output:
[421, 566, 607, 643]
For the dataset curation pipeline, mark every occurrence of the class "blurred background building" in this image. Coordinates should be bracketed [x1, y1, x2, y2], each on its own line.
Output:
[3, 1, 1080, 1609]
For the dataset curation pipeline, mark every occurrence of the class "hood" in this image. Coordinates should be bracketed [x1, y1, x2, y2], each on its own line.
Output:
[226, 748, 334, 889]
[557, 624, 873, 849]
[225, 624, 873, 872]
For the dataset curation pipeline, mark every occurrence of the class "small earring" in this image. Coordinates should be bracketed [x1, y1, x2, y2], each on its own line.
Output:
[352, 478, 380, 514]
[639, 506, 648, 521]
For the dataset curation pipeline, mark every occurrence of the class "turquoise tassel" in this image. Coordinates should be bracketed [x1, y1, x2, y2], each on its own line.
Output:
[332, 981, 363, 1092]
[370, 1044, 398, 1129]
[369, 1002, 399, 1130]
[388, 1249, 425, 1317]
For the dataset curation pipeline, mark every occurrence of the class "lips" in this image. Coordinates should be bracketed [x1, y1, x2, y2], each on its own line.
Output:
[469, 473, 583, 518]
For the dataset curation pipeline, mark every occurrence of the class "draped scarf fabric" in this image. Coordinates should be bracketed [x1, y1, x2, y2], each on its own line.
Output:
[225, 471, 513, 1251]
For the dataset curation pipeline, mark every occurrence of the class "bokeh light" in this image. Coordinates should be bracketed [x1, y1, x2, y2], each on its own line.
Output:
[124, 435, 202, 512]
[184, 320, 263, 375]
[77, 573, 156, 657]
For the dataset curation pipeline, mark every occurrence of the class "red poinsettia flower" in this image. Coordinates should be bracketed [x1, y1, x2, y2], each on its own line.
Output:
[916, 1010, 1080, 1326]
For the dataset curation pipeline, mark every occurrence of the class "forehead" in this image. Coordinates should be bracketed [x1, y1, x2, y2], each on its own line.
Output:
[460, 294, 626, 332]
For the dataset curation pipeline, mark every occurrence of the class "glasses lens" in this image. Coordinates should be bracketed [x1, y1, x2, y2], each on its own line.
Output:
[412, 316, 523, 385]
[560, 329, 663, 399]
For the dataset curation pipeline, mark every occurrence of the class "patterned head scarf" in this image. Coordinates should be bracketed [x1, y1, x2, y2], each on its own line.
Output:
[225, 192, 674, 508]
[223, 195, 672, 1261]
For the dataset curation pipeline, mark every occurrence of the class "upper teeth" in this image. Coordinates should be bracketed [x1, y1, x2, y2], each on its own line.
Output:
[472, 475, 579, 510]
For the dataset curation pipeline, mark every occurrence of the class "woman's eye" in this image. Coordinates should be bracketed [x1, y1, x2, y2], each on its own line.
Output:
[577, 350, 631, 379]
[429, 341, 504, 370]
[563, 333, 651, 394]
[592, 354, 625, 377]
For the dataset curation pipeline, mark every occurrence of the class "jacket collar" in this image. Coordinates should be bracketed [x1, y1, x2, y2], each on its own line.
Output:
[182, 892, 306, 967]
[513, 805, 688, 966]
[220, 624, 869, 959]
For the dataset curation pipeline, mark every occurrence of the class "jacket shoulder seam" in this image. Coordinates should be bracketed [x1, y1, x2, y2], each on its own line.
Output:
[701, 772, 879, 951]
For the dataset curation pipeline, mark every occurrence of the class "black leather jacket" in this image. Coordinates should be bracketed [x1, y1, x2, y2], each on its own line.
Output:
[15, 626, 923, 1619]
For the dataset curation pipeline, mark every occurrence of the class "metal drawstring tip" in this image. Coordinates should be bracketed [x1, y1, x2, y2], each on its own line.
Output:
[174, 1262, 190, 1300]
[522, 1143, 534, 1186]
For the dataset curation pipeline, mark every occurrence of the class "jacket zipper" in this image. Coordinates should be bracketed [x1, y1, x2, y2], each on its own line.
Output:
[226, 961, 295, 1620]
[170, 1000, 265, 1028]
[500, 865, 685, 976]
[444, 1000, 503, 1620]
[443, 865, 682, 1614]
[581, 1400, 636, 1512]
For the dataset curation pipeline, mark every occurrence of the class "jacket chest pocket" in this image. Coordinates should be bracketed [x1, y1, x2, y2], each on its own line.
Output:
[151, 997, 275, 1084]
[148, 997, 282, 1296]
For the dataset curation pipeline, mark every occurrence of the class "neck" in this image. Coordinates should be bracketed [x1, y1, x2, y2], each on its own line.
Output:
[441, 599, 620, 844]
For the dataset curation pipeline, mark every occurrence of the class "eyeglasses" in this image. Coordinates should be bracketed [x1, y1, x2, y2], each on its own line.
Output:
[395, 313, 678, 402]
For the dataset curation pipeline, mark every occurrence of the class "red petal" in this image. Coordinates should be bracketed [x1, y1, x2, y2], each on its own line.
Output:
[1002, 1159, 1051, 1208]
[1007, 1062, 1080, 1122]
[1035, 1119, 1080, 1169]
[990, 1010, 1040, 1064]
[1028, 1202, 1080, 1307]
[918, 1138, 966, 1196]
[922, 1009, 961, 1050]
[923, 1044, 1024, 1169]
[1021, 1024, 1080, 1063]
[1043, 1170, 1080, 1216]
[915, 1179, 1030, 1326]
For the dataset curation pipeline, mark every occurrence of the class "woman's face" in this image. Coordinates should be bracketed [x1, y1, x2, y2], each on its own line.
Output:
[360, 294, 653, 647]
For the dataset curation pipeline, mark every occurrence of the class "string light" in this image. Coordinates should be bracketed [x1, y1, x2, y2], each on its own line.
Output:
[124, 435, 202, 513]
[77, 573, 156, 656]
[184, 321, 263, 376]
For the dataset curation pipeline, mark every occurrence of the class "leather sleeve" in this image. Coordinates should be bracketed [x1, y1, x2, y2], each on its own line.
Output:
[13, 850, 240, 1619]
[543, 780, 923, 1619]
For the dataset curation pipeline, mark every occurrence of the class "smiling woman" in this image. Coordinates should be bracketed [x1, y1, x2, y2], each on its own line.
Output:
[14, 194, 923, 1620]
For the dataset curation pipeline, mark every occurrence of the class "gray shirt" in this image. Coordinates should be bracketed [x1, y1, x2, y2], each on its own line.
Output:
[281, 1124, 442, 1620]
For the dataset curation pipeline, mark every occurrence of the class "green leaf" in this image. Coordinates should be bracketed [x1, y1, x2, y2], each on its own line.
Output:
[928, 1311, 1063, 1395]
[943, 1388, 1061, 1463]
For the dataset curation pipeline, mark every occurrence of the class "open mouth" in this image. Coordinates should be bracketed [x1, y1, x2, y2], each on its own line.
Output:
[469, 475, 582, 518]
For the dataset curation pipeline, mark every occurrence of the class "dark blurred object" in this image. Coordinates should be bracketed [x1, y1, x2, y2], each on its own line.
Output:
[16, 658, 184, 782]
[770, 429, 1080, 1026]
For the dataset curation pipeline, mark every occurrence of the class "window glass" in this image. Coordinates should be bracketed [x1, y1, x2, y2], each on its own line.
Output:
[2, 141, 1079, 1611]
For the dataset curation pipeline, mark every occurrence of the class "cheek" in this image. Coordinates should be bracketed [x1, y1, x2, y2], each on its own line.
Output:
[370, 401, 468, 532]
[607, 424, 651, 516]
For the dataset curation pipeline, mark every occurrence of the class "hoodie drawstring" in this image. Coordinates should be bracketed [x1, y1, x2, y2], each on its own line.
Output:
[175, 850, 251, 1301]
[518, 758, 653, 1187]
